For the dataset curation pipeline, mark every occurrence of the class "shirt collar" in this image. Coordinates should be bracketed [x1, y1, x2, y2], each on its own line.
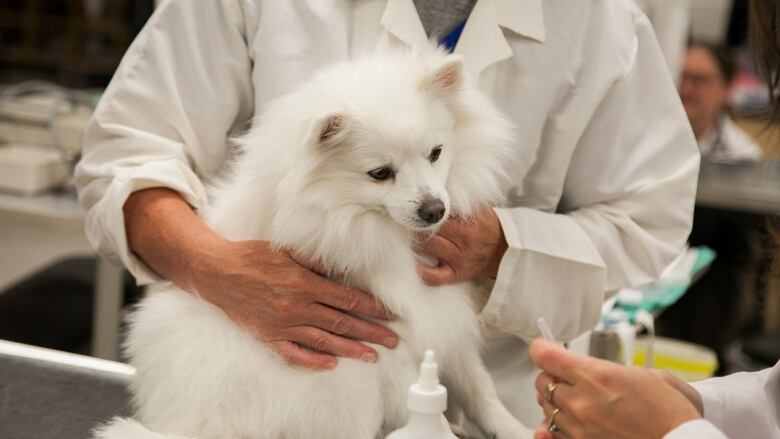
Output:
[379, 0, 546, 80]
[494, 0, 546, 43]
[380, 0, 546, 46]
[380, 0, 430, 49]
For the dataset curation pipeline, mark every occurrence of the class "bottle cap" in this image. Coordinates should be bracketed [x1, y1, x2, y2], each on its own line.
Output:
[602, 308, 629, 327]
[407, 350, 448, 414]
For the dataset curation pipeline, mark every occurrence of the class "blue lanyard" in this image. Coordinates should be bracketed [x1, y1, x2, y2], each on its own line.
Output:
[439, 19, 466, 53]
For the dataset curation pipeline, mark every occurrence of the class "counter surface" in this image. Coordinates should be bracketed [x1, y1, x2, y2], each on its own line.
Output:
[696, 159, 780, 215]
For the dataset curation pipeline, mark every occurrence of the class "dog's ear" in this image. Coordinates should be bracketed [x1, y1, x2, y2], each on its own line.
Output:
[306, 113, 350, 148]
[423, 54, 464, 93]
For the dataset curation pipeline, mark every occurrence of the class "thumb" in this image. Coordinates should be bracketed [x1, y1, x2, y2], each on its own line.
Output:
[417, 262, 456, 286]
[529, 338, 583, 384]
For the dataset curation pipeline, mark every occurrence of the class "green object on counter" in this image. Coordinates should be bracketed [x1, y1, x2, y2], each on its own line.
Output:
[638, 246, 716, 313]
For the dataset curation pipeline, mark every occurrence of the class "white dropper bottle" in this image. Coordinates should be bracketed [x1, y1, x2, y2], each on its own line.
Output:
[386, 350, 458, 439]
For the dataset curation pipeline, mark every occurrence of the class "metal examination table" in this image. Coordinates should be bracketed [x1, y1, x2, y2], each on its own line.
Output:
[0, 340, 482, 438]
[0, 190, 126, 361]
[696, 159, 780, 215]
[0, 340, 133, 439]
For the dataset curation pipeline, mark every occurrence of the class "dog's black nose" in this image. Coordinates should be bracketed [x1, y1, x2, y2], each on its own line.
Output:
[417, 199, 446, 224]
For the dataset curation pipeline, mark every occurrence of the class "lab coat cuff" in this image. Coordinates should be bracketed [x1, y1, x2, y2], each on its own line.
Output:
[663, 419, 728, 439]
[691, 378, 726, 428]
[87, 159, 209, 286]
[481, 207, 607, 341]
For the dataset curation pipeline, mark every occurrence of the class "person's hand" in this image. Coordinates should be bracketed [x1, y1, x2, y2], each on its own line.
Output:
[123, 189, 397, 371]
[415, 206, 507, 286]
[529, 339, 701, 439]
[649, 369, 704, 416]
[186, 239, 398, 371]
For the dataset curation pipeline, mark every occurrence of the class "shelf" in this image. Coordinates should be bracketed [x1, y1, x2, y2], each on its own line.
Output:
[0, 189, 83, 221]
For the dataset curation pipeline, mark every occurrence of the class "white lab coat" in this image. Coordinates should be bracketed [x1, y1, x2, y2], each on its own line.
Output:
[74, 0, 700, 427]
[699, 114, 764, 163]
[664, 361, 780, 438]
[634, 0, 691, 83]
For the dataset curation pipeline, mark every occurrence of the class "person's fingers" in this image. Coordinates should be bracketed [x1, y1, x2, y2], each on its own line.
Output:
[270, 340, 337, 370]
[283, 326, 379, 363]
[534, 423, 554, 439]
[435, 215, 468, 243]
[308, 275, 395, 321]
[419, 233, 462, 262]
[300, 257, 329, 277]
[535, 372, 552, 395]
[286, 249, 393, 320]
[535, 372, 555, 404]
[417, 262, 456, 286]
[529, 338, 584, 385]
[540, 399, 554, 418]
[534, 372, 577, 412]
[286, 249, 332, 277]
[306, 303, 398, 349]
[541, 400, 578, 439]
[650, 369, 704, 415]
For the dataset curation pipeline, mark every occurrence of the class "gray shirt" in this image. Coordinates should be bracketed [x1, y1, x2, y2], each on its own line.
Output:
[413, 0, 477, 39]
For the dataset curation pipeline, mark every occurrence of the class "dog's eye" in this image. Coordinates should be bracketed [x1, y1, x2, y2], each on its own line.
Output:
[429, 145, 443, 163]
[368, 166, 394, 181]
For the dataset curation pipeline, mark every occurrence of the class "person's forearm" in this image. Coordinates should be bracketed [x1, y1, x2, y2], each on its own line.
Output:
[123, 187, 224, 291]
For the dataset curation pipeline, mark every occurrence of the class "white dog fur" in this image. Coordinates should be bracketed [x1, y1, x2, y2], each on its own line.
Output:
[95, 47, 531, 439]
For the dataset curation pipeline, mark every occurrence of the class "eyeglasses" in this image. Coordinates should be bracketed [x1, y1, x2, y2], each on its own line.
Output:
[681, 72, 726, 89]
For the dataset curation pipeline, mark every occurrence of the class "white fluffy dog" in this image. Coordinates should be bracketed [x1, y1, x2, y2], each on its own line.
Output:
[96, 47, 531, 439]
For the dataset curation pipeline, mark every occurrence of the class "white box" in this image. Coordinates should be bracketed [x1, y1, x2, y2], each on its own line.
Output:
[0, 93, 91, 156]
[0, 144, 69, 195]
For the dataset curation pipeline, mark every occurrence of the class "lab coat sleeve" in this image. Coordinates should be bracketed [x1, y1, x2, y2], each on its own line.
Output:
[645, 0, 690, 83]
[74, 0, 254, 284]
[689, 363, 780, 439]
[663, 420, 729, 439]
[483, 11, 700, 341]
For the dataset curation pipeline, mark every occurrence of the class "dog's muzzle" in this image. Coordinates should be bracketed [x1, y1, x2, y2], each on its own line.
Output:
[417, 198, 446, 224]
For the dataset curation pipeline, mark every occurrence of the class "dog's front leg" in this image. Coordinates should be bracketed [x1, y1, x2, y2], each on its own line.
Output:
[444, 351, 533, 439]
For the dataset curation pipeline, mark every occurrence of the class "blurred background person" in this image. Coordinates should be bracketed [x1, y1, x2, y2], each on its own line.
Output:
[659, 8, 775, 371]
[658, 38, 774, 376]
[681, 43, 763, 163]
